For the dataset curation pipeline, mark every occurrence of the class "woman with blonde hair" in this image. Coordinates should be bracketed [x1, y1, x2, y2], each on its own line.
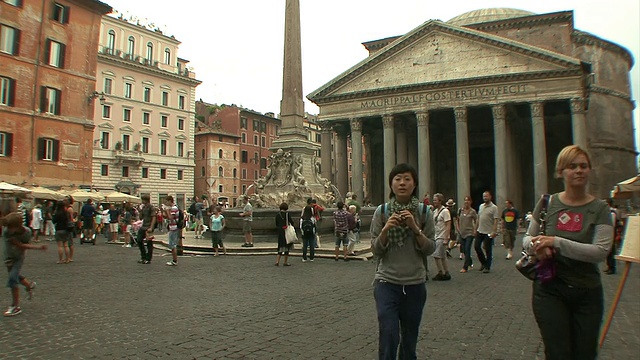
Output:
[523, 145, 612, 359]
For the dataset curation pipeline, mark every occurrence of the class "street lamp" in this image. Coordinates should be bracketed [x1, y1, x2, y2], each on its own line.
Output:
[88, 91, 106, 105]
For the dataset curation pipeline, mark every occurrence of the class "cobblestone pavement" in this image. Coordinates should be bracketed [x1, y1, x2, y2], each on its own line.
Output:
[0, 235, 638, 360]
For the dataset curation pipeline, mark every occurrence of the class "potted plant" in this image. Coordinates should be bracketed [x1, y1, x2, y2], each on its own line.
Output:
[133, 142, 141, 152]
[115, 141, 123, 151]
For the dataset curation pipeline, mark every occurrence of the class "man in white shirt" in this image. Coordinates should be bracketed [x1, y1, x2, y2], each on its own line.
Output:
[432, 193, 452, 281]
[474, 191, 499, 273]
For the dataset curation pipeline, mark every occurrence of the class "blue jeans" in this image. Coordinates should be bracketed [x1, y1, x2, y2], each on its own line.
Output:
[374, 280, 426, 360]
[302, 234, 315, 260]
[461, 235, 474, 270]
[532, 279, 603, 360]
[474, 233, 493, 270]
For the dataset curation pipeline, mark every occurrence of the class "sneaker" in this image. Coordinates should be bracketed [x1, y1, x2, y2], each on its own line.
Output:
[3, 306, 21, 317]
[247, 243, 254, 247]
[26, 281, 36, 300]
[310, 259, 314, 262]
[482, 268, 491, 273]
[302, 259, 307, 263]
[166, 261, 177, 266]
[432, 273, 444, 281]
[479, 265, 485, 272]
[506, 255, 512, 260]
[137, 259, 146, 264]
[283, 263, 291, 267]
[459, 254, 464, 260]
[241, 243, 249, 247]
[125, 244, 132, 248]
[143, 260, 151, 264]
[442, 272, 452, 281]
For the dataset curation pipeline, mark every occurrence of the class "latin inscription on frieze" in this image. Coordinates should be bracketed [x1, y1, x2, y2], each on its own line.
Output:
[361, 84, 527, 109]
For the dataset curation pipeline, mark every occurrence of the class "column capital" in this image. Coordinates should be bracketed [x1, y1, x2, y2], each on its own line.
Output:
[530, 101, 544, 118]
[350, 118, 362, 132]
[318, 120, 333, 133]
[415, 111, 429, 127]
[334, 123, 350, 138]
[454, 107, 467, 122]
[570, 98, 586, 114]
[491, 104, 506, 121]
[382, 114, 395, 129]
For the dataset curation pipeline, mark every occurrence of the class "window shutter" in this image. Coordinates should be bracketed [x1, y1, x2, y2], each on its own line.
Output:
[54, 89, 61, 115]
[5, 133, 13, 157]
[59, 43, 66, 69]
[37, 138, 45, 160]
[44, 39, 51, 64]
[39, 86, 46, 113]
[13, 29, 21, 56]
[63, 6, 70, 24]
[52, 139, 60, 162]
[8, 78, 16, 107]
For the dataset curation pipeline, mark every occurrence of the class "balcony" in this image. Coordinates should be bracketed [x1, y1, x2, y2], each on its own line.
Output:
[114, 149, 145, 166]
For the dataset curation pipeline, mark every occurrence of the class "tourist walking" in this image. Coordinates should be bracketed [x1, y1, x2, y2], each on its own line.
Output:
[310, 198, 324, 248]
[209, 206, 226, 256]
[275, 202, 293, 266]
[333, 201, 351, 261]
[137, 194, 157, 264]
[52, 200, 71, 264]
[501, 200, 520, 259]
[240, 196, 254, 247]
[43, 200, 55, 241]
[65, 197, 75, 262]
[431, 193, 452, 281]
[300, 199, 315, 262]
[29, 204, 43, 242]
[370, 163, 435, 360]
[80, 199, 96, 242]
[107, 203, 120, 244]
[475, 191, 499, 273]
[457, 196, 477, 273]
[346, 204, 359, 256]
[523, 145, 612, 360]
[2, 212, 47, 316]
[163, 196, 179, 266]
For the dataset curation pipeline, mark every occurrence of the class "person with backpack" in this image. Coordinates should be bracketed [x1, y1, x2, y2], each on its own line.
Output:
[300, 199, 315, 262]
[370, 163, 436, 360]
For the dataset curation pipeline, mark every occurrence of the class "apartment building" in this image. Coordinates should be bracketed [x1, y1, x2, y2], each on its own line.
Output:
[91, 13, 201, 208]
[0, 0, 111, 187]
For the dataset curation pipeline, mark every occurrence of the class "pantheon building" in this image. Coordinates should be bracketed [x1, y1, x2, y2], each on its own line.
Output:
[308, 8, 636, 210]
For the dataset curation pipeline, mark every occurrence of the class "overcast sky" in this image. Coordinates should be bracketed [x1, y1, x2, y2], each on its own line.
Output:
[103, 0, 639, 149]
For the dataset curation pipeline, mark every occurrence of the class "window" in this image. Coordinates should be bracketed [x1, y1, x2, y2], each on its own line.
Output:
[146, 42, 153, 62]
[233, 151, 237, 160]
[160, 169, 166, 179]
[201, 167, 205, 176]
[241, 133, 246, 143]
[3, 0, 23, 7]
[218, 149, 223, 159]
[254, 152, 259, 164]
[242, 184, 246, 194]
[261, 136, 266, 147]
[100, 164, 108, 176]
[0, 25, 20, 55]
[178, 95, 185, 109]
[122, 134, 130, 150]
[100, 132, 109, 149]
[106, 30, 115, 53]
[240, 117, 247, 129]
[253, 120, 259, 131]
[123, 108, 131, 122]
[0, 76, 16, 106]
[141, 167, 148, 178]
[102, 105, 110, 118]
[161, 91, 168, 106]
[177, 170, 183, 180]
[241, 150, 248, 163]
[178, 118, 184, 130]
[124, 83, 132, 98]
[233, 168, 237, 178]
[260, 122, 267, 133]
[141, 137, 149, 153]
[315, 133, 321, 143]
[201, 149, 205, 159]
[177, 142, 184, 157]
[45, 39, 65, 68]
[40, 86, 61, 115]
[0, 132, 13, 157]
[254, 170, 258, 179]
[127, 36, 135, 57]
[242, 169, 247, 179]
[37, 137, 59, 161]
[52, 3, 70, 24]
[161, 115, 168, 127]
[160, 139, 167, 155]
[164, 48, 171, 65]
[253, 135, 258, 145]
[218, 166, 223, 177]
[260, 158, 267, 169]
[218, 185, 223, 193]
[143, 87, 151, 102]
[142, 112, 150, 125]
[233, 185, 237, 194]
[103, 78, 112, 94]
[122, 166, 129, 177]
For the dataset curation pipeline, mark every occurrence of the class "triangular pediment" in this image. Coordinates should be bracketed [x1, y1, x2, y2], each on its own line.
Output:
[139, 128, 153, 135]
[309, 20, 582, 101]
[174, 133, 187, 140]
[158, 131, 171, 138]
[119, 125, 135, 133]
[97, 122, 114, 130]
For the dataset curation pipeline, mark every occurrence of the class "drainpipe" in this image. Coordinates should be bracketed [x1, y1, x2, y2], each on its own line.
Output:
[29, 0, 46, 181]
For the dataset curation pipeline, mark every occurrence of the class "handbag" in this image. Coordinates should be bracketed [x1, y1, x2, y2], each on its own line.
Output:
[283, 214, 297, 244]
[516, 194, 554, 281]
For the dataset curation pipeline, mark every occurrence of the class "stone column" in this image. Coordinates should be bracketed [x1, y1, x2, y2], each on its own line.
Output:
[382, 114, 396, 200]
[570, 98, 588, 150]
[492, 104, 507, 211]
[363, 134, 371, 203]
[395, 119, 408, 164]
[454, 107, 470, 206]
[350, 118, 364, 203]
[531, 101, 548, 198]
[319, 121, 333, 183]
[416, 111, 431, 199]
[335, 124, 349, 200]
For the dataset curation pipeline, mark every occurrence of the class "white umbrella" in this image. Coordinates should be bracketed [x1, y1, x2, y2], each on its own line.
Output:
[103, 191, 141, 204]
[0, 182, 32, 195]
[27, 186, 66, 201]
[65, 189, 105, 202]
[611, 175, 640, 199]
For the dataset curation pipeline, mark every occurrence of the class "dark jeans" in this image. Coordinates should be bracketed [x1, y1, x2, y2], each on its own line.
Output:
[374, 280, 426, 360]
[137, 228, 153, 262]
[302, 234, 315, 260]
[532, 279, 603, 360]
[461, 235, 474, 270]
[606, 241, 617, 272]
[474, 232, 493, 269]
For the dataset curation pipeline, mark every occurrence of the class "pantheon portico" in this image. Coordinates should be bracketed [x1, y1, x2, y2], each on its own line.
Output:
[308, 9, 636, 210]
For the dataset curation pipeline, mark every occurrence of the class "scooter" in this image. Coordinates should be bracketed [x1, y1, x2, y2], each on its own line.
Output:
[80, 231, 96, 245]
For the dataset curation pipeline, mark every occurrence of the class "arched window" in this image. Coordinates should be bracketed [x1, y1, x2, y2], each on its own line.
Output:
[201, 149, 205, 159]
[233, 168, 237, 178]
[218, 149, 223, 159]
[146, 42, 153, 62]
[201, 167, 205, 177]
[218, 166, 224, 177]
[233, 151, 237, 160]
[107, 30, 115, 52]
[127, 36, 135, 56]
[164, 48, 171, 65]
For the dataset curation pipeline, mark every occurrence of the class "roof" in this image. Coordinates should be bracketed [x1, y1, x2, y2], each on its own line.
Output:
[447, 8, 535, 26]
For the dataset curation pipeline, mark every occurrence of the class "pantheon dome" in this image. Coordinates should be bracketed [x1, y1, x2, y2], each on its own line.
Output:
[447, 8, 536, 26]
